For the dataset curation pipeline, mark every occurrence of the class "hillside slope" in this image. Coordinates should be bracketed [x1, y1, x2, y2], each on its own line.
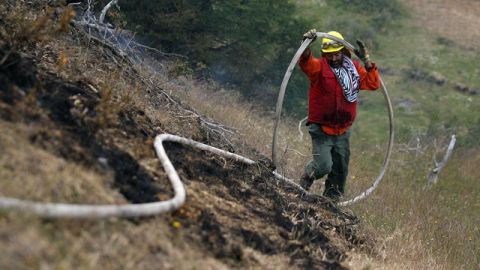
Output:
[403, 0, 480, 49]
[0, 2, 371, 269]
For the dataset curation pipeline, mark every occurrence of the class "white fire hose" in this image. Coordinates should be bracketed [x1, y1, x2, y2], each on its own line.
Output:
[0, 134, 304, 218]
[272, 32, 395, 206]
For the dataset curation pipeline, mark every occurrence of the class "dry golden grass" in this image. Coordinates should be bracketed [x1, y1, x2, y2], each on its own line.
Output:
[347, 147, 480, 269]
[159, 76, 312, 179]
[0, 4, 338, 269]
[162, 72, 479, 269]
[0, 118, 298, 268]
[0, 210, 239, 270]
[2, 1, 478, 269]
[0, 120, 216, 269]
[0, 120, 124, 204]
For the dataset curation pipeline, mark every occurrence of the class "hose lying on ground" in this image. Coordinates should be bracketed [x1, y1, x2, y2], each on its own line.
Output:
[0, 134, 303, 219]
[272, 32, 395, 206]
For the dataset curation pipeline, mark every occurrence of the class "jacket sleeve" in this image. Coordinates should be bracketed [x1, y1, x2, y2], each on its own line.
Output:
[298, 51, 322, 81]
[357, 63, 380, 90]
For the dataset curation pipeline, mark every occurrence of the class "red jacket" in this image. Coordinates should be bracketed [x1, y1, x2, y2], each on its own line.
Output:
[299, 53, 380, 135]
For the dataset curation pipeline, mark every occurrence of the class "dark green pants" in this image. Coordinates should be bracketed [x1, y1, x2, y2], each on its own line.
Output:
[304, 123, 351, 199]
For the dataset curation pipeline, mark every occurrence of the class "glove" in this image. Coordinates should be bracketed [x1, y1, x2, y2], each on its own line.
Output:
[354, 39, 370, 62]
[302, 28, 317, 41]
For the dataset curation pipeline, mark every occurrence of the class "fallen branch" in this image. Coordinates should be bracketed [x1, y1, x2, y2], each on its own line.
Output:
[130, 42, 189, 59]
[72, 0, 187, 65]
[0, 49, 12, 66]
[427, 134, 456, 186]
[398, 133, 427, 157]
[285, 147, 309, 157]
[298, 116, 307, 141]
[156, 90, 238, 146]
[99, 0, 119, 24]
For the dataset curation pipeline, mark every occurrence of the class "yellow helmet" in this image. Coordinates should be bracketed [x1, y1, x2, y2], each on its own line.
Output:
[321, 31, 345, 53]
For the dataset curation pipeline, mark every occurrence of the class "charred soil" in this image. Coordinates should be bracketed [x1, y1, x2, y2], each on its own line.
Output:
[0, 3, 373, 269]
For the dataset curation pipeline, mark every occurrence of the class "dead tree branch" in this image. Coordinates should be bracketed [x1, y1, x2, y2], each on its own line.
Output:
[99, 0, 119, 24]
[298, 116, 307, 141]
[71, 0, 187, 66]
[427, 134, 456, 186]
[398, 132, 428, 157]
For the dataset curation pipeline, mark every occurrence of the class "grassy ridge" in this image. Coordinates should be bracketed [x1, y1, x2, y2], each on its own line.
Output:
[106, 0, 480, 267]
[176, 0, 478, 268]
[1, 1, 478, 268]
[180, 75, 479, 269]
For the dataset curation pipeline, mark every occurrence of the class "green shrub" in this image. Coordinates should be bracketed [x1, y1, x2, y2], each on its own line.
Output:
[115, 0, 311, 95]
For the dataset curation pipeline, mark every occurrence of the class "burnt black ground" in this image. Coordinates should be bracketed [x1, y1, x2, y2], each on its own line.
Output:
[0, 39, 370, 269]
[165, 142, 363, 269]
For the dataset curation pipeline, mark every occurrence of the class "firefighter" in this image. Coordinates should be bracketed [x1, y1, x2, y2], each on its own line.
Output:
[298, 29, 380, 201]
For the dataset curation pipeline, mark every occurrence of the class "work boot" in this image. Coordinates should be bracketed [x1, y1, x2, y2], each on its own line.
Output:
[299, 173, 314, 191]
[323, 186, 342, 203]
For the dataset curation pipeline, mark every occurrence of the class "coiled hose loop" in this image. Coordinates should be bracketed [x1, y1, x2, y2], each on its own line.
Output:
[272, 32, 394, 206]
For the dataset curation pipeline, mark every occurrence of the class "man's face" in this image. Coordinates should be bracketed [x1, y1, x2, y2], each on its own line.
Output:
[325, 51, 343, 68]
